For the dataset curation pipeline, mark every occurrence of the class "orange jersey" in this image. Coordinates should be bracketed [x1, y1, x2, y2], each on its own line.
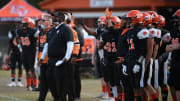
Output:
[38, 52, 48, 63]
[71, 28, 80, 56]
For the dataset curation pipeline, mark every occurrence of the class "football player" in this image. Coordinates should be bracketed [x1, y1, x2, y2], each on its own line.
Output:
[17, 17, 39, 90]
[7, 24, 23, 87]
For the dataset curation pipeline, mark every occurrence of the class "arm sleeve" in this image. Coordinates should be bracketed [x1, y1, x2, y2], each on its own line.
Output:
[34, 29, 40, 38]
[64, 41, 74, 60]
[40, 43, 48, 60]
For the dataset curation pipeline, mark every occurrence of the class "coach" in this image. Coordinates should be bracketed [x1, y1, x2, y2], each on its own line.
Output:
[40, 12, 74, 101]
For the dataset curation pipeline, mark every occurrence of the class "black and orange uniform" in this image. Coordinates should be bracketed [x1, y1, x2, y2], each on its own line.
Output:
[38, 28, 58, 101]
[157, 29, 171, 101]
[8, 30, 22, 82]
[17, 28, 37, 87]
[168, 27, 180, 90]
[101, 30, 119, 86]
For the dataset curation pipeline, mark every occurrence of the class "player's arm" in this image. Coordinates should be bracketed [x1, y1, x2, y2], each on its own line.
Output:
[166, 44, 180, 52]
[145, 37, 154, 68]
[34, 29, 40, 38]
[81, 24, 97, 37]
[152, 43, 159, 59]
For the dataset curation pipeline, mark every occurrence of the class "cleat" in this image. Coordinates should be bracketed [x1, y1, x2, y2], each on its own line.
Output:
[8, 82, 16, 87]
[17, 82, 24, 87]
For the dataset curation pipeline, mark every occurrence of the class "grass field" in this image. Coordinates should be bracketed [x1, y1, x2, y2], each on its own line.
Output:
[0, 70, 173, 101]
[0, 70, 101, 101]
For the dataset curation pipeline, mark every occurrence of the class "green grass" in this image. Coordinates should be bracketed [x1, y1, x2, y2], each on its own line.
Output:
[0, 70, 173, 101]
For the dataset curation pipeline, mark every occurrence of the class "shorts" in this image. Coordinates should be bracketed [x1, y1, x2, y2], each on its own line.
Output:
[103, 58, 121, 86]
[10, 52, 22, 69]
[151, 59, 159, 89]
[22, 51, 36, 71]
[168, 60, 180, 90]
[158, 60, 168, 87]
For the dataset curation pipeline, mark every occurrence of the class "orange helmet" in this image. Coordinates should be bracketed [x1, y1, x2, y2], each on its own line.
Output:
[157, 15, 165, 28]
[97, 16, 107, 25]
[142, 12, 152, 26]
[174, 9, 180, 19]
[22, 17, 35, 28]
[127, 10, 143, 25]
[147, 11, 159, 23]
[110, 16, 121, 29]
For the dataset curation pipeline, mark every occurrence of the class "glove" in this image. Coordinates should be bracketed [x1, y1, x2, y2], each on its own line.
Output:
[122, 64, 128, 75]
[105, 8, 112, 19]
[55, 60, 64, 67]
[133, 64, 140, 74]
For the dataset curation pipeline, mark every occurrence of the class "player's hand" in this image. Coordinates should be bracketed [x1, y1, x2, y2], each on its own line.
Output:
[71, 57, 77, 64]
[122, 64, 128, 75]
[105, 8, 112, 19]
[114, 57, 124, 63]
[133, 64, 140, 74]
[55, 58, 68, 67]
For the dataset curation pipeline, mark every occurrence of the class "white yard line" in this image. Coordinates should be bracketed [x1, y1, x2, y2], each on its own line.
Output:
[0, 94, 31, 101]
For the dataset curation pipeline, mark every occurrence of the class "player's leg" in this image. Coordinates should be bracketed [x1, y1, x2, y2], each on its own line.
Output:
[74, 61, 81, 99]
[144, 59, 158, 101]
[17, 52, 23, 87]
[8, 52, 16, 87]
[29, 53, 37, 90]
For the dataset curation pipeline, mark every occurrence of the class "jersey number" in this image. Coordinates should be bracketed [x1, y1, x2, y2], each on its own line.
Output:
[21, 37, 30, 46]
[40, 35, 46, 44]
[104, 42, 117, 52]
[127, 39, 135, 50]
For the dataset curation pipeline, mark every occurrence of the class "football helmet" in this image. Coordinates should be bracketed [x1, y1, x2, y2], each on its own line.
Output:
[22, 17, 35, 28]
[157, 15, 165, 28]
[97, 16, 107, 25]
[174, 9, 180, 19]
[147, 11, 159, 23]
[127, 10, 143, 25]
[110, 16, 121, 29]
[142, 12, 152, 26]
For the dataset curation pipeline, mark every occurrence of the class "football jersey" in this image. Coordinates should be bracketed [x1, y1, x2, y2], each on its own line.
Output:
[126, 26, 149, 59]
[17, 28, 37, 52]
[101, 31, 119, 59]
[8, 30, 19, 53]
[157, 29, 171, 58]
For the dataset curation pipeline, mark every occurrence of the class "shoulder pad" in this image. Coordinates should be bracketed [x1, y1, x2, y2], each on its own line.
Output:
[148, 28, 157, 38]
[156, 29, 161, 38]
[162, 32, 171, 42]
[137, 28, 149, 39]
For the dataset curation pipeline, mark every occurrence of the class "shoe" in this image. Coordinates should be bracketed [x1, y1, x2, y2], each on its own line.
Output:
[17, 82, 24, 87]
[101, 92, 109, 99]
[32, 86, 39, 91]
[27, 86, 32, 91]
[75, 98, 81, 101]
[96, 92, 105, 98]
[8, 82, 16, 87]
[100, 97, 115, 101]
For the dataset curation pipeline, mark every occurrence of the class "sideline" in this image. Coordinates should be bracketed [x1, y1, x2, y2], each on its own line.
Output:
[0, 94, 31, 101]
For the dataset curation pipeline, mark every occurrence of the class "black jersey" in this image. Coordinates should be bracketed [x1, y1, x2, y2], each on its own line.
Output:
[126, 26, 149, 59]
[157, 29, 171, 57]
[17, 28, 37, 52]
[101, 31, 119, 59]
[48, 24, 74, 58]
[8, 30, 19, 53]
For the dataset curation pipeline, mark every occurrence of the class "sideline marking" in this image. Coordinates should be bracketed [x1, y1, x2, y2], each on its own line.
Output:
[0, 94, 31, 101]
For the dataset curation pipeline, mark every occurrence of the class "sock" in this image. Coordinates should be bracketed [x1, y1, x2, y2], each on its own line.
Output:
[134, 94, 142, 101]
[112, 86, 118, 97]
[116, 93, 124, 101]
[173, 97, 176, 101]
[146, 96, 149, 101]
[107, 87, 113, 97]
[102, 85, 108, 93]
[150, 93, 158, 101]
[18, 74, 22, 82]
[32, 79, 37, 87]
[26, 78, 31, 87]
[162, 86, 168, 101]
[11, 74, 15, 82]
